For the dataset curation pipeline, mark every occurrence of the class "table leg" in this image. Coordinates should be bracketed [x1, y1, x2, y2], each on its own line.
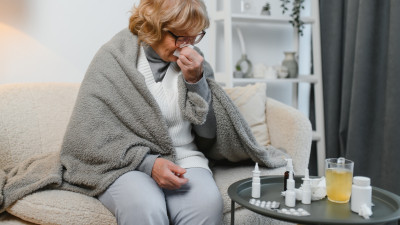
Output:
[231, 200, 235, 225]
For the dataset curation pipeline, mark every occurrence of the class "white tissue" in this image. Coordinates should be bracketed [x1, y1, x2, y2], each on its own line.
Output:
[310, 177, 327, 200]
[173, 44, 194, 57]
[358, 204, 373, 219]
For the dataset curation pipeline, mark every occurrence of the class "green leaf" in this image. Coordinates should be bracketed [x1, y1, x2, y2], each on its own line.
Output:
[235, 65, 241, 71]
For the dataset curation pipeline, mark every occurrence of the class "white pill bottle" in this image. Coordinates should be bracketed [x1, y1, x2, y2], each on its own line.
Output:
[351, 176, 372, 213]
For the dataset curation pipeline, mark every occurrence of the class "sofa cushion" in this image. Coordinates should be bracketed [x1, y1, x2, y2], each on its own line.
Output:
[0, 83, 80, 169]
[0, 212, 35, 225]
[6, 190, 116, 225]
[224, 83, 271, 147]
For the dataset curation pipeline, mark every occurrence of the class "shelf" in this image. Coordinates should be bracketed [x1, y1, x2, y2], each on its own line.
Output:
[213, 13, 315, 25]
[210, 0, 326, 175]
[232, 75, 319, 84]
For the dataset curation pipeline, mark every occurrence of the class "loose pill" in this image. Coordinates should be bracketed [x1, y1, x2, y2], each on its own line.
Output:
[301, 211, 310, 216]
[249, 199, 256, 204]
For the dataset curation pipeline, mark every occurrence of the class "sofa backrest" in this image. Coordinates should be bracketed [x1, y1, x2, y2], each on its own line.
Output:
[0, 83, 80, 169]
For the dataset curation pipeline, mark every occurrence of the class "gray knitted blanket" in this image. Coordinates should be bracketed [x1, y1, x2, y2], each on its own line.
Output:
[0, 29, 288, 212]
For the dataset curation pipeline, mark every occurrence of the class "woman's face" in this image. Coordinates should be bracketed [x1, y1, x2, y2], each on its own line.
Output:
[150, 30, 195, 62]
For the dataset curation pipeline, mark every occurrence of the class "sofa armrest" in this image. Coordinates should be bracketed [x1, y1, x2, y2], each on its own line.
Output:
[266, 98, 312, 175]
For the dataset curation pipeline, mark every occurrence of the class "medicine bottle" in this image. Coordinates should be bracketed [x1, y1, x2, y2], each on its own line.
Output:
[285, 170, 296, 207]
[351, 176, 372, 213]
[301, 169, 311, 205]
[284, 159, 294, 191]
[252, 163, 261, 198]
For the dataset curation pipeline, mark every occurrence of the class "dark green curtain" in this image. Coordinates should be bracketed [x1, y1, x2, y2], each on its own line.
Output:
[319, 0, 400, 198]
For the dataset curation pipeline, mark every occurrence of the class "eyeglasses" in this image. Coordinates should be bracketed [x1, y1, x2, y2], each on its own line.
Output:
[167, 30, 206, 47]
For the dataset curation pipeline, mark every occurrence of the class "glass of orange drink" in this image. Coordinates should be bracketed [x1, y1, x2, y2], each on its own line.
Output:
[325, 158, 354, 203]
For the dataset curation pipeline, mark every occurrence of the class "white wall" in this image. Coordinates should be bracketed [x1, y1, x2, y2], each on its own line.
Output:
[0, 0, 310, 115]
[0, 0, 216, 84]
[0, 0, 137, 84]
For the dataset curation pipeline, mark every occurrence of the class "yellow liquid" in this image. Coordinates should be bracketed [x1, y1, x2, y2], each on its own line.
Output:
[325, 168, 353, 203]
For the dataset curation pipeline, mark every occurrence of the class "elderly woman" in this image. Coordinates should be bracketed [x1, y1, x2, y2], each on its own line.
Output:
[96, 0, 223, 224]
[59, 0, 288, 225]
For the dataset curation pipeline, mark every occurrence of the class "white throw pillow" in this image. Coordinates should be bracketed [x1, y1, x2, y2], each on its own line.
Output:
[224, 83, 271, 147]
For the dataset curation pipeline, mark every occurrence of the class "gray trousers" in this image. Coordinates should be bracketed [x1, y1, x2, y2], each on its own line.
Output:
[98, 168, 223, 225]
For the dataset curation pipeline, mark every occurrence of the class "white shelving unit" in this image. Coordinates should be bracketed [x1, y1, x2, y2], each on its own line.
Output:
[208, 0, 326, 175]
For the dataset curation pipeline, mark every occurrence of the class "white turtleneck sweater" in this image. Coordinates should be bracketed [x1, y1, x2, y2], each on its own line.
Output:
[137, 46, 211, 173]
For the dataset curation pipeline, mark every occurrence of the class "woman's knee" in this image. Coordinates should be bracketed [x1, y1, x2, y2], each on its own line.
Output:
[114, 198, 168, 225]
[188, 169, 224, 218]
[195, 189, 224, 220]
[98, 171, 169, 225]
[175, 182, 224, 225]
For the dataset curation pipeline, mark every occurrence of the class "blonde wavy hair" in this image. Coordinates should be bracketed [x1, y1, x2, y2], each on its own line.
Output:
[129, 0, 209, 45]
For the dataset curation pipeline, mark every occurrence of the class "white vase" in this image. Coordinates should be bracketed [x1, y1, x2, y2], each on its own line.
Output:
[282, 52, 298, 78]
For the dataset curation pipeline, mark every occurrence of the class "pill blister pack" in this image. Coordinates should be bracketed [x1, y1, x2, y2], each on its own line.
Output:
[249, 198, 310, 216]
[249, 199, 280, 210]
[278, 208, 310, 216]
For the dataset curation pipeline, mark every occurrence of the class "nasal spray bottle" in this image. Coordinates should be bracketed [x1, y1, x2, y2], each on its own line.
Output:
[252, 163, 261, 198]
[301, 169, 312, 204]
[284, 159, 294, 191]
[285, 170, 296, 207]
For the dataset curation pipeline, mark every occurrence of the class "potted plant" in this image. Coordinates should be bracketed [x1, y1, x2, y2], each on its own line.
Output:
[261, 3, 271, 16]
[280, 0, 305, 35]
[233, 65, 244, 78]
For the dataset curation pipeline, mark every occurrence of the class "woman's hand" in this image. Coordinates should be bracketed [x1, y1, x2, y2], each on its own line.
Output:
[151, 158, 189, 190]
[176, 47, 204, 83]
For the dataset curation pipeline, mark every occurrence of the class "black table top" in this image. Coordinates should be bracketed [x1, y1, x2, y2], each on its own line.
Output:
[228, 176, 400, 225]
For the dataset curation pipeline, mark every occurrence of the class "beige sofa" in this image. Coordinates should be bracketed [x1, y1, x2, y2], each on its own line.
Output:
[0, 83, 312, 225]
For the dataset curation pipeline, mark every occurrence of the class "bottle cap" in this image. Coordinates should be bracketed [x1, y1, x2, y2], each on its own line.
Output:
[302, 168, 311, 187]
[303, 178, 311, 188]
[353, 176, 370, 186]
[285, 159, 293, 171]
[302, 168, 309, 180]
[253, 163, 260, 176]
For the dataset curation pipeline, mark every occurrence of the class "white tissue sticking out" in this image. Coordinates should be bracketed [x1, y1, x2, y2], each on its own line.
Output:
[282, 177, 327, 201]
[310, 177, 327, 200]
[173, 44, 194, 57]
[358, 204, 373, 219]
